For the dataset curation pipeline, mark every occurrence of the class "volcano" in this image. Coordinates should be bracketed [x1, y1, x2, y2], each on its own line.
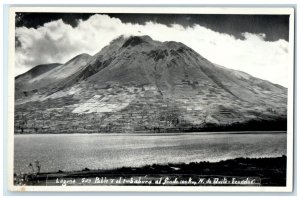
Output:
[14, 35, 287, 133]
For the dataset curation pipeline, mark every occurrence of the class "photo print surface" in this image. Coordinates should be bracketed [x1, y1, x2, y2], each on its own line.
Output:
[9, 7, 294, 192]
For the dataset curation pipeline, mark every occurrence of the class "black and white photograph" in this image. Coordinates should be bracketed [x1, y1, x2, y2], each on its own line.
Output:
[8, 7, 294, 192]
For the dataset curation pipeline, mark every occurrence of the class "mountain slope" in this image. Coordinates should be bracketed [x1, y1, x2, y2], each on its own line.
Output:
[15, 54, 91, 96]
[15, 63, 61, 92]
[14, 35, 287, 133]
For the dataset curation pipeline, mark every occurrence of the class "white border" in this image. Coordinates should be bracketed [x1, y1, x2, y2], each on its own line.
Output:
[7, 6, 295, 192]
[8, 6, 295, 14]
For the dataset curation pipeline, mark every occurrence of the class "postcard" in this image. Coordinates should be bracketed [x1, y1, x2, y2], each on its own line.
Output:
[7, 6, 294, 192]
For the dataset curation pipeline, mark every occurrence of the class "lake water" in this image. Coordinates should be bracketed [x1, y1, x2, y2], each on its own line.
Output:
[14, 132, 287, 174]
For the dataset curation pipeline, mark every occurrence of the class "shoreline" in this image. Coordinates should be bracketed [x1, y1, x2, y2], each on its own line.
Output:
[14, 156, 287, 186]
[14, 130, 287, 135]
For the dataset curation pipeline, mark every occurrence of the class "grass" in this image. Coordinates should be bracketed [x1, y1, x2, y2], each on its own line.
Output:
[14, 156, 286, 186]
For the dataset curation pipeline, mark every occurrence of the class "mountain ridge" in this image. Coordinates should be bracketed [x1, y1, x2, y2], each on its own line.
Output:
[14, 35, 287, 134]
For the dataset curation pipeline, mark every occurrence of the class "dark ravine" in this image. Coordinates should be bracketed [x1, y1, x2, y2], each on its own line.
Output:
[14, 35, 287, 134]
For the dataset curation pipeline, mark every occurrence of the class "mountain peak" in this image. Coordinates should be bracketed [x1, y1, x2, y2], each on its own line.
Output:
[15, 34, 287, 133]
[164, 41, 187, 49]
[15, 63, 61, 80]
[121, 35, 155, 48]
[109, 35, 127, 45]
[65, 53, 91, 65]
[109, 35, 189, 51]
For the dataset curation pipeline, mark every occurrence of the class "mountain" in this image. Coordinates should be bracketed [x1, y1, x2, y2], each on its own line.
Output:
[14, 35, 287, 134]
[15, 54, 91, 97]
[15, 63, 61, 92]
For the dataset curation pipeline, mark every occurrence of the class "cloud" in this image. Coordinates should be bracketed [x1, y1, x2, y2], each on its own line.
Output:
[15, 14, 290, 87]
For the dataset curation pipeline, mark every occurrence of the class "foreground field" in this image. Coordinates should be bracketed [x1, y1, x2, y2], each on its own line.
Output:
[14, 156, 286, 186]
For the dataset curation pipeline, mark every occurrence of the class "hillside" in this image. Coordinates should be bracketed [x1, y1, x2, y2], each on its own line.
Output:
[14, 35, 287, 133]
[15, 63, 61, 93]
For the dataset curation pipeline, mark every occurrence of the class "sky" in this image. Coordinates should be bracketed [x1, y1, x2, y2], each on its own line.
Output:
[15, 13, 290, 87]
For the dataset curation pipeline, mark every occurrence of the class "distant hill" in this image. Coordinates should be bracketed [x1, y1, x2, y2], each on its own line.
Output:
[15, 54, 91, 95]
[14, 35, 287, 133]
[15, 63, 61, 92]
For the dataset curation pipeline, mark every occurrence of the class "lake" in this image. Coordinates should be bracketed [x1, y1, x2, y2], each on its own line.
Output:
[14, 132, 287, 174]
